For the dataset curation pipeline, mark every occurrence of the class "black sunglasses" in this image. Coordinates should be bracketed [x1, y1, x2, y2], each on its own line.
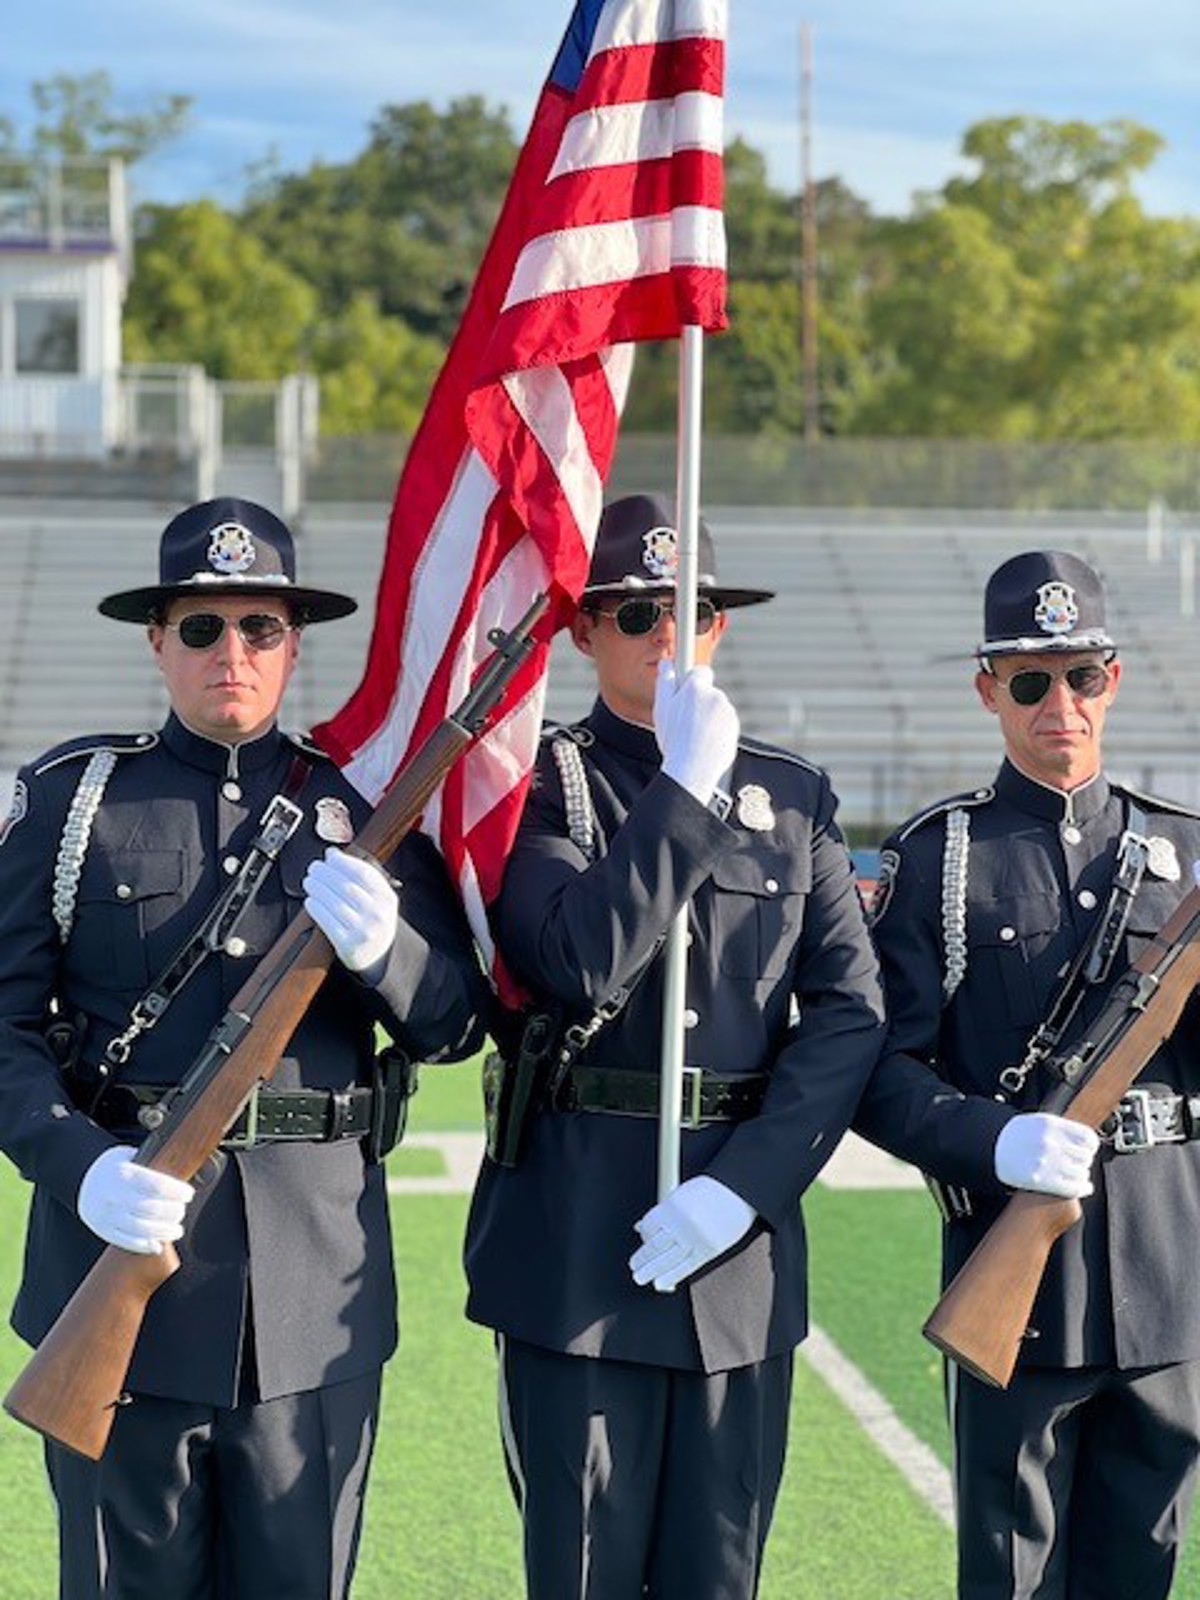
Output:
[590, 596, 719, 638]
[164, 612, 295, 652]
[995, 661, 1112, 707]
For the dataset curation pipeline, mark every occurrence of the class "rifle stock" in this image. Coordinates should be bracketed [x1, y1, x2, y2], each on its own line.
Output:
[5, 595, 546, 1458]
[923, 883, 1200, 1388]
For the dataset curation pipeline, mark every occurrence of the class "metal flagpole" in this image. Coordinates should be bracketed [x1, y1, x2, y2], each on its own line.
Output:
[657, 322, 705, 1209]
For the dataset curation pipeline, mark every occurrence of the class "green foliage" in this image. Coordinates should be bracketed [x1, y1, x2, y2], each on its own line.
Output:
[25, 70, 190, 163]
[240, 96, 518, 344]
[59, 74, 1195, 444]
[124, 202, 319, 379]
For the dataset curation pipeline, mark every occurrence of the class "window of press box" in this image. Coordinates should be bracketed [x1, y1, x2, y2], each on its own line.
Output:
[15, 297, 80, 374]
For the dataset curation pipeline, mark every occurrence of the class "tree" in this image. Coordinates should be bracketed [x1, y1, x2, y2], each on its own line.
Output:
[124, 202, 318, 379]
[846, 115, 1200, 440]
[24, 71, 189, 164]
[241, 97, 518, 343]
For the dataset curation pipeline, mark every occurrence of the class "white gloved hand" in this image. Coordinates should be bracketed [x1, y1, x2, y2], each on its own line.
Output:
[629, 1174, 756, 1292]
[994, 1113, 1100, 1199]
[77, 1146, 195, 1255]
[304, 847, 399, 976]
[654, 661, 740, 806]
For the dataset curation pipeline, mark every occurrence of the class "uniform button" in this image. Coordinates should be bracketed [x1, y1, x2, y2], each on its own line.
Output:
[136, 733, 152, 746]
[222, 780, 242, 802]
[999, 926, 1016, 942]
[224, 936, 248, 958]
[683, 1008, 699, 1028]
[685, 930, 694, 947]
[764, 877, 779, 893]
[1079, 889, 1098, 910]
[974, 789, 989, 800]
[115, 883, 132, 900]
[1062, 824, 1082, 845]
[223, 855, 240, 876]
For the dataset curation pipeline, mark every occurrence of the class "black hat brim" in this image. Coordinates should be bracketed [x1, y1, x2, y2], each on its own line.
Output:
[98, 580, 357, 625]
[582, 582, 774, 610]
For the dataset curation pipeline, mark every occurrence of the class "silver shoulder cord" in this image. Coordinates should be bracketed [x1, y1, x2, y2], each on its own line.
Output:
[546, 732, 646, 1067]
[941, 807, 971, 1003]
[53, 749, 118, 943]
[551, 734, 597, 863]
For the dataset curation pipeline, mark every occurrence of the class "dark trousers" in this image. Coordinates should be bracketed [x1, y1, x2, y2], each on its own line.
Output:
[45, 1368, 382, 1600]
[498, 1335, 793, 1600]
[950, 1358, 1200, 1600]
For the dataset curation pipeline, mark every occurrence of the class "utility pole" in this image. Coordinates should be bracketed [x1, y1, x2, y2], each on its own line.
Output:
[800, 22, 820, 440]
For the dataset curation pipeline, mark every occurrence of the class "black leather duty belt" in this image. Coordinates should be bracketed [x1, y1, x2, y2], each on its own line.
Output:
[1104, 1087, 1200, 1155]
[551, 1066, 767, 1127]
[95, 1083, 376, 1149]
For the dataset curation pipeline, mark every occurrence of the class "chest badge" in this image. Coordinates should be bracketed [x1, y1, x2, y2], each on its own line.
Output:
[735, 783, 775, 832]
[1146, 835, 1181, 882]
[314, 796, 355, 845]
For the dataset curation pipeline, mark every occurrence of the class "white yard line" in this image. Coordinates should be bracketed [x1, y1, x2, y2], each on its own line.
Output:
[387, 1128, 954, 1529]
[387, 1128, 924, 1194]
[386, 1132, 485, 1194]
[801, 1325, 955, 1528]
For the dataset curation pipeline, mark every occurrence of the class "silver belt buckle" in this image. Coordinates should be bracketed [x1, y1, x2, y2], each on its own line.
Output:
[1113, 1087, 1154, 1153]
[222, 1084, 260, 1150]
[681, 1065, 704, 1130]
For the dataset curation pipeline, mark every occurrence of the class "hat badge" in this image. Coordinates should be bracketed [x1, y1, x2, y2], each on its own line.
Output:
[641, 526, 679, 581]
[207, 522, 257, 576]
[1033, 581, 1078, 636]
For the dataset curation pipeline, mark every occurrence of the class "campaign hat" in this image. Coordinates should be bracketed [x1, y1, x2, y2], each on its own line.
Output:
[98, 497, 357, 625]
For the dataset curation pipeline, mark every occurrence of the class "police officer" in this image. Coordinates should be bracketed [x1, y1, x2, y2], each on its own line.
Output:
[0, 498, 486, 1598]
[855, 550, 1200, 1599]
[465, 493, 885, 1600]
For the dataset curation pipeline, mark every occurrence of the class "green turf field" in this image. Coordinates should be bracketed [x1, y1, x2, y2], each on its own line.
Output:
[2, 1059, 1198, 1597]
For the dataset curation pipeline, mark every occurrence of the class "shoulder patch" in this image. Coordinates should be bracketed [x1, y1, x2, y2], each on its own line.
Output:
[1113, 781, 1200, 822]
[33, 732, 158, 777]
[0, 779, 28, 847]
[868, 846, 900, 924]
[896, 786, 994, 844]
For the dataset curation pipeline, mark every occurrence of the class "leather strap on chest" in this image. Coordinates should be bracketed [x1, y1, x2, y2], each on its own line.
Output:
[99, 756, 313, 1075]
[998, 799, 1151, 1099]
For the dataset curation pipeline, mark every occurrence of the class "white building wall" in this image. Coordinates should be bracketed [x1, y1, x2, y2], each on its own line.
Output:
[0, 252, 122, 456]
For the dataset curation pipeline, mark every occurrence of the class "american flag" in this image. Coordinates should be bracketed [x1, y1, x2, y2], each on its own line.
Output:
[312, 0, 728, 976]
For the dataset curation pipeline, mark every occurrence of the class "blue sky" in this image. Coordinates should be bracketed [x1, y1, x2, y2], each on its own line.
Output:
[4, 1, 1199, 217]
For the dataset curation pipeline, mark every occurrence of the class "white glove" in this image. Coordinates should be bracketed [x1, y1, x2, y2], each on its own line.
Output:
[629, 1174, 756, 1292]
[994, 1113, 1100, 1199]
[654, 661, 740, 805]
[304, 847, 399, 976]
[77, 1146, 195, 1255]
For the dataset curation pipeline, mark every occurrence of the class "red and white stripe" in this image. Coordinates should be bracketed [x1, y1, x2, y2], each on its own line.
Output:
[313, 0, 727, 982]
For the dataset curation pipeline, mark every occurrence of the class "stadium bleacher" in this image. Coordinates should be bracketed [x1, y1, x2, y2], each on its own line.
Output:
[2, 502, 1199, 833]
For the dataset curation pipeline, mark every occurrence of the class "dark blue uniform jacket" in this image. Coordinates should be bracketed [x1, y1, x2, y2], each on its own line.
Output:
[465, 698, 885, 1374]
[0, 713, 486, 1404]
[855, 759, 1200, 1369]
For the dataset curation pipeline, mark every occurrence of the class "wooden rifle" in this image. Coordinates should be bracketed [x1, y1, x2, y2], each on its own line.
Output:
[4, 594, 546, 1459]
[923, 877, 1200, 1388]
